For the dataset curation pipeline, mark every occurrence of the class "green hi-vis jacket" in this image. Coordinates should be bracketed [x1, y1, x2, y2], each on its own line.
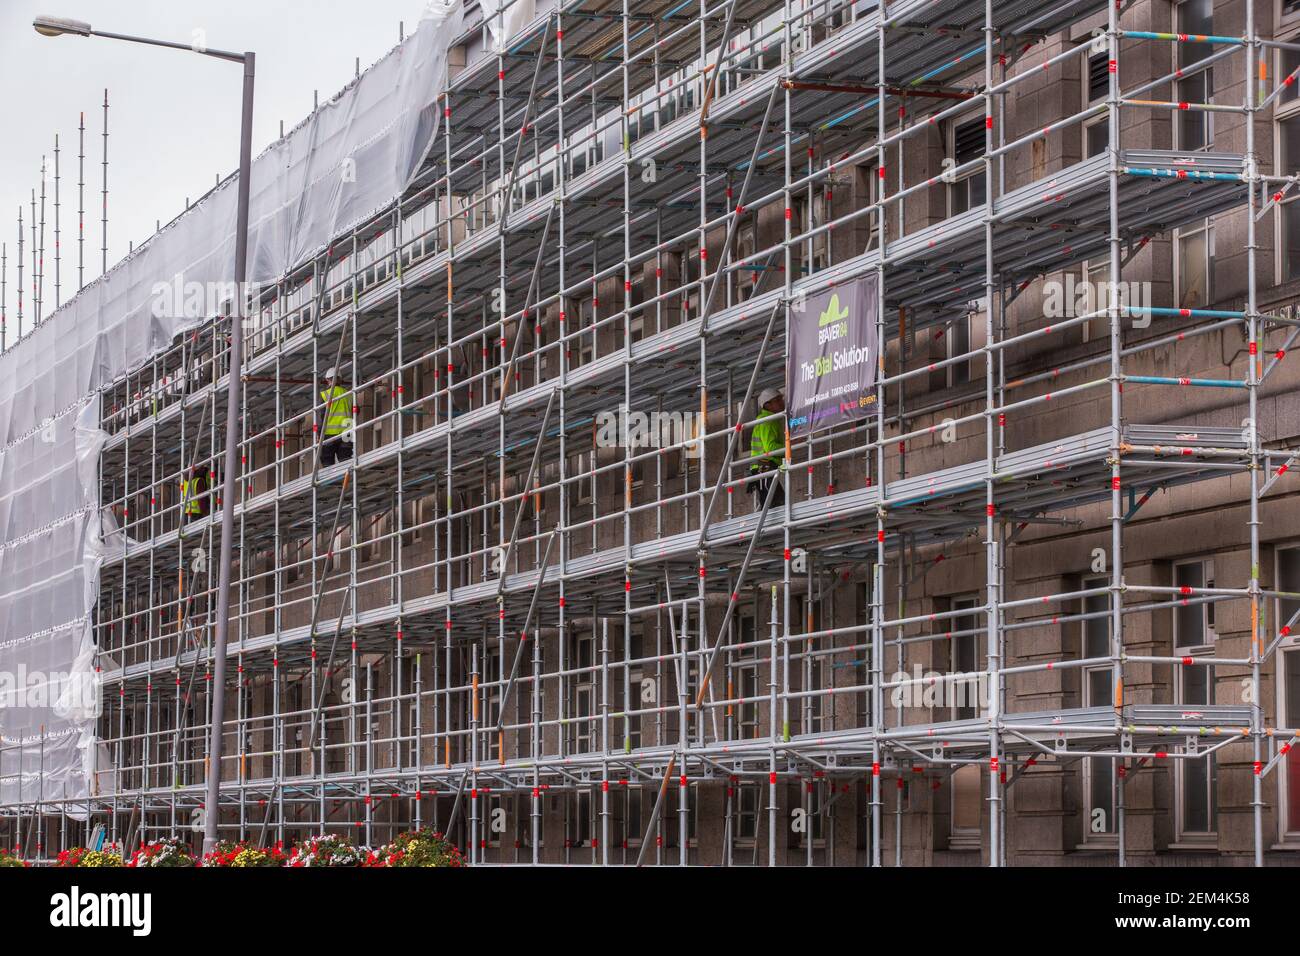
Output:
[180, 476, 206, 515]
[750, 408, 782, 470]
[321, 386, 354, 437]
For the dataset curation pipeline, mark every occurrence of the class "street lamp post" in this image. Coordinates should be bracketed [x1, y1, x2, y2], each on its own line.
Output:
[34, 14, 255, 856]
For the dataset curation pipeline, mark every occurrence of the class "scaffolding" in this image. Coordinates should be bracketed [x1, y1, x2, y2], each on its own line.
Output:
[3, 0, 1300, 865]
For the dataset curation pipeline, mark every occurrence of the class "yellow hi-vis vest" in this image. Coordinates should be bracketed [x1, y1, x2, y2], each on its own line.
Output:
[750, 408, 783, 470]
[321, 386, 354, 437]
[180, 477, 205, 515]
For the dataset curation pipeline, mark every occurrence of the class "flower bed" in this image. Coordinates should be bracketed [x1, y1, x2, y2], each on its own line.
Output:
[56, 845, 123, 867]
[202, 840, 288, 867]
[8, 832, 468, 868]
[128, 837, 198, 868]
[366, 829, 465, 867]
[287, 834, 366, 867]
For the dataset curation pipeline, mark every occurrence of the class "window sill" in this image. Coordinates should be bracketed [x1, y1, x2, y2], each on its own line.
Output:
[1074, 838, 1119, 851]
[1167, 838, 1219, 851]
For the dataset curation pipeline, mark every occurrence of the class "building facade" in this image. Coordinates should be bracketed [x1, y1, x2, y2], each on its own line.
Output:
[4, 0, 1300, 866]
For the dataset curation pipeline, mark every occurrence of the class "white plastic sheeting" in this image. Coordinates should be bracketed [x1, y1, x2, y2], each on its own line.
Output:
[481, 0, 539, 50]
[0, 0, 464, 812]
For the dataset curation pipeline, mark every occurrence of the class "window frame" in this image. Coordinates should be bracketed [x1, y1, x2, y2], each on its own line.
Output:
[1173, 0, 1215, 153]
[1081, 575, 1118, 844]
[1082, 48, 1110, 160]
[1274, 545, 1300, 842]
[1172, 557, 1218, 842]
[948, 595, 984, 850]
[1274, 28, 1300, 284]
[946, 113, 988, 218]
[1173, 219, 1215, 311]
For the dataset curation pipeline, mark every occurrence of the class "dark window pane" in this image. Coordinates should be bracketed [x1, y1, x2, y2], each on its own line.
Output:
[1089, 758, 1115, 831]
[1178, 0, 1213, 67]
[1282, 49, 1300, 106]
[1177, 73, 1210, 149]
[1286, 651, 1300, 730]
[1280, 548, 1300, 630]
[1284, 201, 1300, 282]
[1175, 563, 1206, 646]
[1281, 117, 1300, 174]
[1088, 667, 1111, 707]
[1088, 53, 1109, 103]
[1084, 590, 1110, 658]
[1184, 759, 1210, 831]
[954, 118, 985, 164]
[1086, 121, 1108, 158]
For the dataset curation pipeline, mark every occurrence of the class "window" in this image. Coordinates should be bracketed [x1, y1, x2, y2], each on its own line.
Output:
[734, 615, 762, 741]
[1175, 0, 1214, 151]
[735, 222, 757, 302]
[857, 579, 873, 729]
[1173, 558, 1217, 839]
[485, 794, 504, 848]
[949, 596, 983, 848]
[1175, 221, 1214, 309]
[400, 657, 420, 767]
[808, 188, 831, 275]
[796, 780, 827, 848]
[856, 163, 880, 254]
[1077, 258, 1111, 344]
[1082, 577, 1116, 839]
[948, 117, 987, 216]
[946, 314, 971, 387]
[735, 784, 762, 847]
[1276, 546, 1300, 838]
[624, 631, 644, 751]
[1083, 51, 1110, 158]
[949, 597, 983, 721]
[1276, 61, 1300, 281]
[484, 647, 502, 760]
[570, 450, 595, 506]
[570, 633, 596, 753]
[568, 788, 594, 850]
[620, 786, 644, 851]
[796, 596, 829, 735]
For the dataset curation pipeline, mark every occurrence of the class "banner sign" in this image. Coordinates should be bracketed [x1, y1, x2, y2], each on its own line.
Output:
[787, 275, 879, 435]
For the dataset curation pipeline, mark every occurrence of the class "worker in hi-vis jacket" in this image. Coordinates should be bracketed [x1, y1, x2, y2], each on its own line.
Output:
[749, 386, 785, 509]
[180, 463, 210, 525]
[319, 366, 355, 466]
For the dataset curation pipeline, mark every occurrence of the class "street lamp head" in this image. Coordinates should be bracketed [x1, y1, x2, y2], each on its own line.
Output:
[33, 15, 92, 38]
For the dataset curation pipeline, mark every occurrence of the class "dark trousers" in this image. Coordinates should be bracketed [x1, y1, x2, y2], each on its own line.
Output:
[321, 437, 354, 466]
[750, 465, 785, 510]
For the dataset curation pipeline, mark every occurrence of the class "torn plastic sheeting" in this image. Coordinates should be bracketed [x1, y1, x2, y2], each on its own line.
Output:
[480, 0, 540, 51]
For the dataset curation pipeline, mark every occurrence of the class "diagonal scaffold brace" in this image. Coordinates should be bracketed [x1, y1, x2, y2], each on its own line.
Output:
[496, 388, 558, 594]
[636, 467, 784, 865]
[494, 525, 560, 735]
[497, 202, 558, 410]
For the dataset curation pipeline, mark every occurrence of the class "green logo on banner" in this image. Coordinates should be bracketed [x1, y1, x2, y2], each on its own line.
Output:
[818, 293, 849, 328]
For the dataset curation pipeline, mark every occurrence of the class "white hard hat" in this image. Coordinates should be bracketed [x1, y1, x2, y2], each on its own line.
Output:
[324, 366, 337, 379]
[758, 386, 782, 406]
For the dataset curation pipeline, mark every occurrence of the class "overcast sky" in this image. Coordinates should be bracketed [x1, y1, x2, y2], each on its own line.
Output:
[1, 0, 430, 327]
